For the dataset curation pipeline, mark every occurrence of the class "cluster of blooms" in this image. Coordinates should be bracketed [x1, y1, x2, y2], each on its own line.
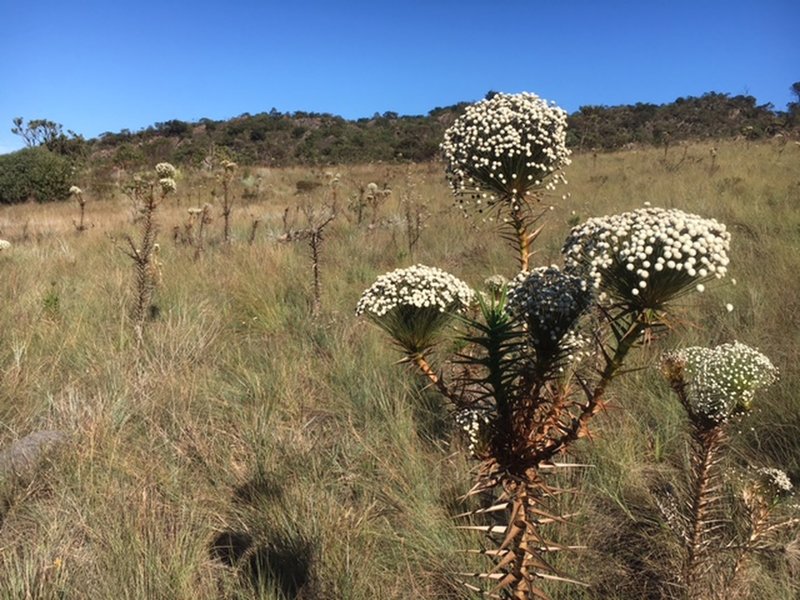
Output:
[506, 266, 593, 358]
[562, 207, 730, 308]
[455, 408, 491, 456]
[356, 264, 474, 318]
[755, 467, 793, 496]
[483, 274, 509, 294]
[663, 341, 779, 424]
[155, 162, 177, 179]
[69, 185, 82, 196]
[159, 178, 177, 194]
[221, 159, 237, 172]
[441, 92, 571, 215]
[0, 239, 11, 251]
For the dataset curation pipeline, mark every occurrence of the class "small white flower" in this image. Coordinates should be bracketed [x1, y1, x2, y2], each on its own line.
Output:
[726, 303, 734, 312]
[756, 467, 793, 494]
[0, 239, 11, 251]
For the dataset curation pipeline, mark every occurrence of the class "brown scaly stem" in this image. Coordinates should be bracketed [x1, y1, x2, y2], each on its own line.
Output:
[408, 352, 456, 402]
[535, 317, 646, 464]
[511, 210, 531, 272]
[124, 186, 159, 340]
[684, 425, 726, 599]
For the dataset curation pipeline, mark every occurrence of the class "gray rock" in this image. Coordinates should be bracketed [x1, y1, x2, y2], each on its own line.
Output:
[0, 430, 68, 482]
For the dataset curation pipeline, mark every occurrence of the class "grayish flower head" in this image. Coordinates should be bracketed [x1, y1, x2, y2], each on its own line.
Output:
[663, 341, 778, 425]
[506, 265, 593, 364]
[155, 162, 177, 179]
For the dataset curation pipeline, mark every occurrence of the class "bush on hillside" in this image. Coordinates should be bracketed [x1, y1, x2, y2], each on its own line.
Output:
[0, 147, 73, 204]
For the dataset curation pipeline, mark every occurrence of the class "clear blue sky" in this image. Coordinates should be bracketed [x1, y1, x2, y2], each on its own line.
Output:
[0, 0, 797, 154]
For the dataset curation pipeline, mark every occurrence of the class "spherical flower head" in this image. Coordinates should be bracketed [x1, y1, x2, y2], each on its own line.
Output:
[69, 185, 82, 196]
[663, 341, 778, 425]
[221, 159, 237, 173]
[441, 92, 571, 215]
[506, 265, 593, 363]
[159, 177, 177, 195]
[356, 264, 474, 354]
[0, 239, 11, 251]
[563, 207, 730, 310]
[155, 162, 177, 179]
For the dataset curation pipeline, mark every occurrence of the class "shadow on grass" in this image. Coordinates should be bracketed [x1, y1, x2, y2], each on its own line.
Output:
[210, 529, 314, 598]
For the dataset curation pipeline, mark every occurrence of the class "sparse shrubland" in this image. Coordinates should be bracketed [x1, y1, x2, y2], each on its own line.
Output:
[0, 135, 798, 599]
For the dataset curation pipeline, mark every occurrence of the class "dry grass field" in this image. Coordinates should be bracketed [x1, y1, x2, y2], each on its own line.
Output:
[0, 139, 798, 599]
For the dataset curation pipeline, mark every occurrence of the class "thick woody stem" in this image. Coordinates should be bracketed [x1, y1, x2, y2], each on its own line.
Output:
[684, 425, 725, 598]
[409, 353, 455, 402]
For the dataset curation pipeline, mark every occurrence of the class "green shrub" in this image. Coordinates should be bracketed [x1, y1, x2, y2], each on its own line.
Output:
[0, 147, 73, 204]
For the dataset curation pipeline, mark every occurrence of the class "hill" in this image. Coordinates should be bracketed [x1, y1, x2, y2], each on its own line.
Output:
[89, 90, 795, 168]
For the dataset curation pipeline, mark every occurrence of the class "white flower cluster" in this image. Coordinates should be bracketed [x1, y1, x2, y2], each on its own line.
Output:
[441, 92, 571, 213]
[155, 162, 177, 179]
[159, 178, 177, 194]
[356, 264, 474, 318]
[0, 239, 11, 251]
[665, 341, 779, 423]
[756, 467, 793, 495]
[69, 185, 82, 196]
[506, 266, 592, 355]
[563, 207, 730, 307]
[455, 408, 491, 456]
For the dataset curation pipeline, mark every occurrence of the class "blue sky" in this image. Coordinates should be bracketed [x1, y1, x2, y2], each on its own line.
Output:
[0, 0, 797, 154]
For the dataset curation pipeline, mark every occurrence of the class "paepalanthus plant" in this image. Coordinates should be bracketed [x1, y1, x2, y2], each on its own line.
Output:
[219, 159, 237, 244]
[660, 342, 797, 599]
[358, 203, 732, 598]
[118, 163, 176, 341]
[70, 185, 87, 232]
[441, 92, 571, 270]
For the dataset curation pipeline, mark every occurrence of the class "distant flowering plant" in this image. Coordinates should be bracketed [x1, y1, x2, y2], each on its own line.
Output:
[563, 207, 730, 310]
[506, 266, 593, 364]
[159, 177, 177, 195]
[69, 185, 82, 196]
[441, 92, 571, 213]
[0, 239, 11, 251]
[753, 467, 794, 498]
[155, 162, 177, 179]
[356, 264, 474, 354]
[662, 341, 778, 425]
